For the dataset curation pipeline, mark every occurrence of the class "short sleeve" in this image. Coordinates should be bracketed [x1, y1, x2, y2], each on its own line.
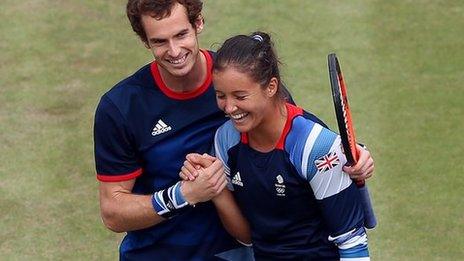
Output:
[94, 96, 142, 182]
[213, 121, 240, 191]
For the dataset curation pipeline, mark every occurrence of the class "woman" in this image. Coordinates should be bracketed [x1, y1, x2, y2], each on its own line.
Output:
[181, 32, 372, 260]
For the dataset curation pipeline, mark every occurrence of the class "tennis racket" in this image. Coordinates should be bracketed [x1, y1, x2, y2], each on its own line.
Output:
[328, 53, 377, 229]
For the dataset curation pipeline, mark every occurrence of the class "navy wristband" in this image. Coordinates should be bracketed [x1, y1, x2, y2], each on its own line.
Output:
[151, 181, 193, 219]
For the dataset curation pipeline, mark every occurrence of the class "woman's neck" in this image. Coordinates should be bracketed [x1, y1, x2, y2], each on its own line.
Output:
[248, 102, 287, 153]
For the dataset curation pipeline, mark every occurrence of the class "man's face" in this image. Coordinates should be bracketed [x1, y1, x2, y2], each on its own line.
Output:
[142, 3, 203, 78]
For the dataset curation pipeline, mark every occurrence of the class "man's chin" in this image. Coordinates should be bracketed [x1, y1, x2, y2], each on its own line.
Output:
[160, 65, 189, 78]
[167, 62, 195, 78]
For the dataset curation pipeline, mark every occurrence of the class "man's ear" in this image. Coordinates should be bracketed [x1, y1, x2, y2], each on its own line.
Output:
[144, 40, 151, 50]
[195, 14, 204, 34]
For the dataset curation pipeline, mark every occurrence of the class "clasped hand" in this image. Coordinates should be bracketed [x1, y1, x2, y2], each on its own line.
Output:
[179, 154, 228, 205]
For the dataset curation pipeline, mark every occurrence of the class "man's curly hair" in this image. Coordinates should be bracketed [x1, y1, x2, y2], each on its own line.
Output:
[126, 0, 203, 46]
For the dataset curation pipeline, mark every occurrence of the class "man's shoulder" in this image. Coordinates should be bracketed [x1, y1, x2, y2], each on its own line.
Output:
[205, 49, 216, 59]
[97, 63, 155, 113]
[104, 63, 152, 98]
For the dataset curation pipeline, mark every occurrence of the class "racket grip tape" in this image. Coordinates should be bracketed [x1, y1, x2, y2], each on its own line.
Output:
[358, 185, 377, 229]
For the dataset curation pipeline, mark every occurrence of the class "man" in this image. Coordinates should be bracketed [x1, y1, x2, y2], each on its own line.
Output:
[94, 0, 375, 260]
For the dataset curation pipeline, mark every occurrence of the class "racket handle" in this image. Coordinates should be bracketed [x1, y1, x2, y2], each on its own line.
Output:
[358, 185, 377, 229]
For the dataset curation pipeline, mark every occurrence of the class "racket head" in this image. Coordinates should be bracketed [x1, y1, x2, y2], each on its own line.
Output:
[328, 53, 358, 166]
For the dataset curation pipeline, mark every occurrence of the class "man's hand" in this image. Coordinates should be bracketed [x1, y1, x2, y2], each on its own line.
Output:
[179, 153, 215, 181]
[180, 157, 227, 205]
[343, 144, 374, 181]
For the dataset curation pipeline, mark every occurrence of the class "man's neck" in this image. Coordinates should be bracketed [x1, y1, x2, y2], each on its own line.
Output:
[159, 51, 207, 93]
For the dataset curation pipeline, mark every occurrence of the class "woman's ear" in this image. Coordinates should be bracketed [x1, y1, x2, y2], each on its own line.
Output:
[266, 77, 279, 98]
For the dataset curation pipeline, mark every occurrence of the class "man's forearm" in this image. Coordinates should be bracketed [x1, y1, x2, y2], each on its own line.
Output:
[99, 183, 164, 233]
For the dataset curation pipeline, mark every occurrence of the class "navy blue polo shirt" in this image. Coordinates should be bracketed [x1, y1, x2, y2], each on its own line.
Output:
[94, 50, 249, 260]
[214, 103, 369, 260]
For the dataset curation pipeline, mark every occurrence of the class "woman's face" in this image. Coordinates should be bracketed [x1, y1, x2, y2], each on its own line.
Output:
[213, 67, 278, 133]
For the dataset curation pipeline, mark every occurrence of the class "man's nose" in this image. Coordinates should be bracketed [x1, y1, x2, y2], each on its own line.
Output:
[167, 40, 181, 57]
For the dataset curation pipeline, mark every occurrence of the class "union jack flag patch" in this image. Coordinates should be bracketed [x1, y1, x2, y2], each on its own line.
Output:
[315, 151, 340, 172]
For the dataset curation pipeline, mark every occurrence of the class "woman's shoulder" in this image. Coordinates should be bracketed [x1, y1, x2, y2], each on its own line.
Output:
[215, 120, 241, 147]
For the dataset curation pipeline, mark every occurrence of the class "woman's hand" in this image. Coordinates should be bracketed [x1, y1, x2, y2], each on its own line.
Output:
[343, 144, 374, 181]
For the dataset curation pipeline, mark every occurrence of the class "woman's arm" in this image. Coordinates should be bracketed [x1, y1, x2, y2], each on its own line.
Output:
[181, 153, 252, 245]
[212, 189, 252, 245]
[296, 128, 371, 260]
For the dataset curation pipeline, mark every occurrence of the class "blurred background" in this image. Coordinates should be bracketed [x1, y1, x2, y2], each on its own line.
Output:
[1, 0, 463, 259]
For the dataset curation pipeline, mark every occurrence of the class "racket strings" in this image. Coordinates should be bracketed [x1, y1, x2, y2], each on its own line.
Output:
[338, 74, 357, 162]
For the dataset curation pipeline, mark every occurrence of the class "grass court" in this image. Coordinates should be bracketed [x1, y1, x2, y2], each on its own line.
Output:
[1, 0, 463, 259]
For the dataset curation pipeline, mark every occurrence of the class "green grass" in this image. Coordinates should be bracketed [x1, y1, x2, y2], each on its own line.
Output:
[1, 0, 462, 259]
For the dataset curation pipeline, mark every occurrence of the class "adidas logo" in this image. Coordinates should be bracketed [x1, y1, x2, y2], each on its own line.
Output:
[151, 119, 172, 136]
[231, 172, 243, 187]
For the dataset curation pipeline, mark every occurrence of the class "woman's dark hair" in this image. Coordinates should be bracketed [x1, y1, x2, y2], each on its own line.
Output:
[213, 31, 290, 101]
[126, 0, 203, 46]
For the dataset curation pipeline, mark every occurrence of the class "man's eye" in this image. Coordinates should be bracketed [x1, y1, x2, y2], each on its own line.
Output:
[236, 96, 247, 101]
[176, 31, 189, 38]
[151, 41, 164, 46]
